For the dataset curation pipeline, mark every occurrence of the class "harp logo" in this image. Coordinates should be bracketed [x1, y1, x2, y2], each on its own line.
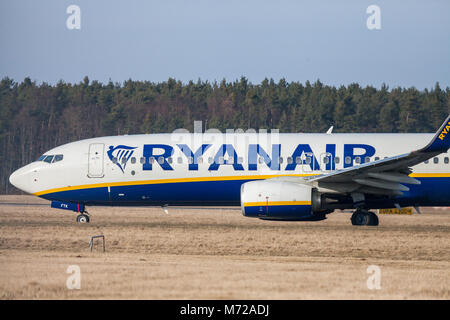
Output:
[107, 145, 137, 173]
[438, 122, 450, 140]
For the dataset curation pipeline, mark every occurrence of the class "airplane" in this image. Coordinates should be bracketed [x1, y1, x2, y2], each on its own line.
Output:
[9, 115, 450, 226]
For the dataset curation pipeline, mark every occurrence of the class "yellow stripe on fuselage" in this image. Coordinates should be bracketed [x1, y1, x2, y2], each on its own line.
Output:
[244, 201, 311, 207]
[33, 172, 450, 197]
[33, 174, 316, 196]
[409, 173, 450, 178]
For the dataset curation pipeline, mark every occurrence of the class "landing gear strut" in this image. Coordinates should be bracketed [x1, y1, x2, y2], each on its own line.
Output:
[351, 209, 378, 226]
[76, 212, 90, 223]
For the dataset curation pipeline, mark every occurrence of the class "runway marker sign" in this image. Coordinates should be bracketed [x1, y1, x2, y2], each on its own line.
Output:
[378, 208, 413, 215]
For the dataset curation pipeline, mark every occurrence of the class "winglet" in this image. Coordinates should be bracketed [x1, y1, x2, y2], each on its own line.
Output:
[419, 115, 450, 153]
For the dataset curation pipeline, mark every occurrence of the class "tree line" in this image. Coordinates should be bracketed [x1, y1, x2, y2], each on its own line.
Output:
[0, 76, 448, 194]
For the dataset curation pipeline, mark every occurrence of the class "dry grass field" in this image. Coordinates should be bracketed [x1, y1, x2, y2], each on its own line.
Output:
[0, 195, 449, 300]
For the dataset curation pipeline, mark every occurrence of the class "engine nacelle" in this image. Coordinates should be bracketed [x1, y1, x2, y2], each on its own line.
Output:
[241, 180, 321, 220]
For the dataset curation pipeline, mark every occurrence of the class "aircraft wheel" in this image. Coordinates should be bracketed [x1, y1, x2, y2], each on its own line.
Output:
[368, 211, 379, 226]
[76, 214, 90, 223]
[351, 210, 370, 226]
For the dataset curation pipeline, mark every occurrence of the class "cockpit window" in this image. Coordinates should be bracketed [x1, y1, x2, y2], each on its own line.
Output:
[37, 154, 63, 163]
[43, 155, 54, 163]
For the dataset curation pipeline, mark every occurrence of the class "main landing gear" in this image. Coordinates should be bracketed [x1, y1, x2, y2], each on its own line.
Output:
[351, 209, 378, 226]
[76, 212, 90, 223]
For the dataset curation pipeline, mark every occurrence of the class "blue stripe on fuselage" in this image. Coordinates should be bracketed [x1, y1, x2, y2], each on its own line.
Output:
[38, 177, 450, 207]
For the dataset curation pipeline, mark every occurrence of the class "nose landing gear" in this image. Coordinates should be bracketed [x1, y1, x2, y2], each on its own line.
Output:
[76, 212, 90, 223]
[351, 209, 378, 226]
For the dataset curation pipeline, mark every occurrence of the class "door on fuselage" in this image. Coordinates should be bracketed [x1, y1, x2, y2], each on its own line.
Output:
[88, 143, 105, 178]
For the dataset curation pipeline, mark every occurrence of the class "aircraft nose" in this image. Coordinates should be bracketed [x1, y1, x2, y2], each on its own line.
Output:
[9, 170, 18, 187]
[9, 166, 33, 193]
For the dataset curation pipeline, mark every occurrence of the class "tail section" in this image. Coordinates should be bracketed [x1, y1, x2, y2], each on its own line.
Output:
[418, 115, 450, 153]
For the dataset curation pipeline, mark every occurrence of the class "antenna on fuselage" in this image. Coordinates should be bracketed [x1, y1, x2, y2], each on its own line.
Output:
[326, 126, 334, 135]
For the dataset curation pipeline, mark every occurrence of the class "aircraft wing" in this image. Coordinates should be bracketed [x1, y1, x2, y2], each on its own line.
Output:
[303, 115, 450, 196]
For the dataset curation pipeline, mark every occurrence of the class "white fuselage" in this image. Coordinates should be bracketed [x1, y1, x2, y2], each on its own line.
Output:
[9, 133, 450, 207]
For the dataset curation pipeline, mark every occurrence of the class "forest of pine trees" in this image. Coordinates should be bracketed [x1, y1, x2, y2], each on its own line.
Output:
[0, 76, 449, 193]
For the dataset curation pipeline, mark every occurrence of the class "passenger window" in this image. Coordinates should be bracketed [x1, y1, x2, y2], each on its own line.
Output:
[445, 157, 449, 164]
[188, 157, 194, 165]
[345, 156, 351, 165]
[355, 157, 361, 164]
[112, 157, 118, 164]
[177, 157, 183, 164]
[334, 157, 340, 164]
[304, 157, 311, 165]
[237, 157, 243, 164]
[258, 157, 264, 164]
[323, 157, 329, 164]
[375, 157, 380, 161]
[208, 157, 213, 164]
[295, 156, 302, 164]
[54, 155, 63, 162]
[365, 157, 370, 163]
[287, 157, 293, 164]
[158, 156, 164, 165]
[167, 157, 173, 164]
[198, 157, 203, 164]
[279, 157, 283, 164]
[44, 155, 54, 163]
[140, 157, 145, 164]
[130, 157, 136, 164]
[433, 157, 439, 164]
[424, 160, 429, 164]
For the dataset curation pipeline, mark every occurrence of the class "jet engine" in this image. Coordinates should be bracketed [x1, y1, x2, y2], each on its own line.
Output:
[240, 180, 327, 221]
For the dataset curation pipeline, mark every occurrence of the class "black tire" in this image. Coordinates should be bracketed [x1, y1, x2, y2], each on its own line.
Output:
[76, 214, 90, 223]
[351, 211, 370, 226]
[368, 211, 379, 226]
